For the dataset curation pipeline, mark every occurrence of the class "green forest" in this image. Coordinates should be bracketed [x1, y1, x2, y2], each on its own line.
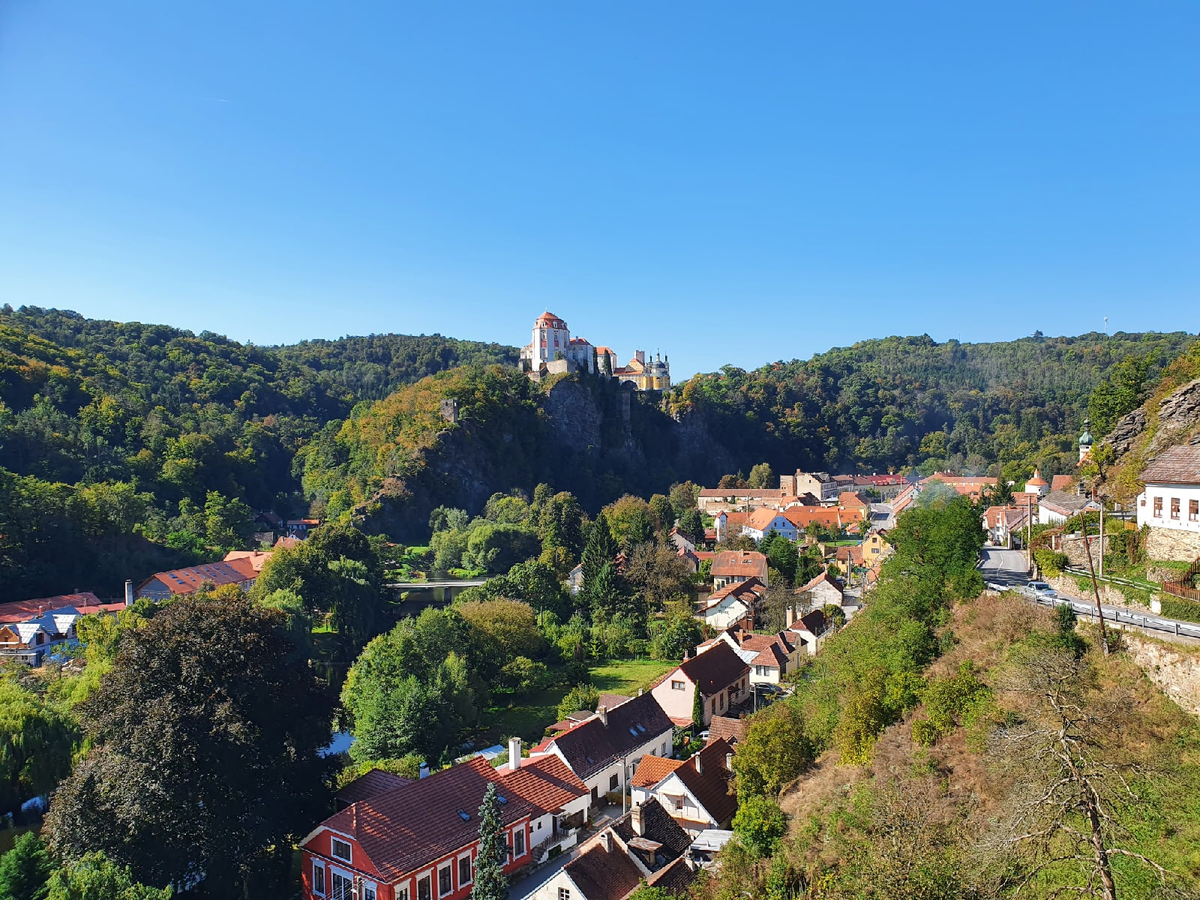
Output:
[1, 303, 1194, 600]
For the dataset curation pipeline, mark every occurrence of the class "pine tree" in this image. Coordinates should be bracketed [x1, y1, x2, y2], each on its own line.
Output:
[580, 513, 617, 591]
[471, 783, 508, 900]
[0, 831, 53, 900]
[692, 683, 705, 730]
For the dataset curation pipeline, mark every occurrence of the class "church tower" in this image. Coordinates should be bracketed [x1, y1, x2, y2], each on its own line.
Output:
[1078, 419, 1094, 463]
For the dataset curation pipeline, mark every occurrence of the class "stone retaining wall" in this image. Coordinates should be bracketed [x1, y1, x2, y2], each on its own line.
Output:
[1124, 634, 1200, 718]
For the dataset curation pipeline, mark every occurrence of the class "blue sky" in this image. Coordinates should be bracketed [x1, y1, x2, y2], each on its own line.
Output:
[1, 2, 1197, 379]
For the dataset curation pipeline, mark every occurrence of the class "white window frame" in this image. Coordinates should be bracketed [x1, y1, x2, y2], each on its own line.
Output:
[458, 852, 473, 887]
[313, 861, 326, 897]
[438, 863, 453, 897]
[330, 837, 353, 864]
[396, 886, 410, 900]
[671, 680, 685, 690]
[558, 889, 571, 900]
[363, 884, 378, 900]
[514, 826, 526, 857]
[417, 872, 433, 900]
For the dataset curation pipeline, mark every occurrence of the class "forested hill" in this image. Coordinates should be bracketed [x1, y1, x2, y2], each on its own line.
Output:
[0, 305, 517, 597]
[1, 303, 1194, 599]
[671, 331, 1196, 482]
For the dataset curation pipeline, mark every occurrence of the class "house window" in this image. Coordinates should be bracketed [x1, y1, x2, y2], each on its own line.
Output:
[1171, 498, 1181, 520]
[515, 829, 526, 857]
[1190, 499, 1199, 521]
[609, 774, 619, 791]
[331, 837, 352, 864]
[331, 872, 354, 900]
[671, 680, 685, 691]
[418, 875, 432, 900]
[1154, 497, 1163, 517]
[459, 856, 472, 885]
[397, 888, 409, 900]
[558, 890, 571, 900]
[439, 865, 452, 896]
[364, 887, 377, 900]
[313, 863, 326, 896]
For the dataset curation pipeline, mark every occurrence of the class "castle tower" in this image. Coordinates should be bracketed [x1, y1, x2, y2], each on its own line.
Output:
[521, 311, 570, 369]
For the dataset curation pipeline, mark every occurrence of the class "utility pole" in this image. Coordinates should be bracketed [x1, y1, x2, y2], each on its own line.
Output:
[1082, 510, 1111, 656]
[1026, 494, 1033, 574]
[1098, 498, 1105, 580]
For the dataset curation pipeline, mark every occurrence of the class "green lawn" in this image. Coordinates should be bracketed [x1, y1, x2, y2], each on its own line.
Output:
[589, 658, 678, 696]
[479, 658, 678, 746]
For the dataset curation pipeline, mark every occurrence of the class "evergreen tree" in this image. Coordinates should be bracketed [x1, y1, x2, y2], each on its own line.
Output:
[471, 784, 508, 900]
[692, 683, 705, 730]
[580, 513, 618, 600]
[0, 832, 53, 900]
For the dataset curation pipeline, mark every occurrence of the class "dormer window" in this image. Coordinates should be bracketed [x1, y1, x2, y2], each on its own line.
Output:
[331, 837, 352, 863]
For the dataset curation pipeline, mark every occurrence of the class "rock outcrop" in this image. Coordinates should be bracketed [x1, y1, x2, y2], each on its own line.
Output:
[1100, 376, 1200, 459]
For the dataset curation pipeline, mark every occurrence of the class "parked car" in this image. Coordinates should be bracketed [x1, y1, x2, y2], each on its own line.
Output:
[1025, 581, 1058, 600]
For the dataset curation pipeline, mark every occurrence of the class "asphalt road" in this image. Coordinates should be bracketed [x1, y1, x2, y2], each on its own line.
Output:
[979, 547, 1200, 640]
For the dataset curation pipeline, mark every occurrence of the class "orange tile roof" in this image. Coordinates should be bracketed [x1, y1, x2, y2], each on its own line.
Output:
[631, 755, 686, 788]
[711, 551, 768, 581]
[0, 593, 109, 624]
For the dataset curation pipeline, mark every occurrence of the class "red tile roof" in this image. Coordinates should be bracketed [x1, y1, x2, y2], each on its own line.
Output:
[137, 561, 256, 595]
[336, 769, 413, 807]
[671, 739, 737, 826]
[0, 593, 110, 625]
[308, 755, 585, 882]
[707, 716, 747, 745]
[782, 506, 845, 530]
[564, 841, 643, 900]
[1050, 475, 1076, 493]
[631, 755, 686, 788]
[222, 549, 274, 573]
[711, 551, 768, 581]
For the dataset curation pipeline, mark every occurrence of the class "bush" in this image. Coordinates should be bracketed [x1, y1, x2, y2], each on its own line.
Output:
[732, 794, 787, 857]
[556, 684, 600, 720]
[1033, 549, 1068, 577]
[1160, 598, 1200, 624]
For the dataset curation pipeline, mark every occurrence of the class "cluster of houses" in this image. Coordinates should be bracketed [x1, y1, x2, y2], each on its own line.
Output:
[0, 531, 307, 666]
[300, 622, 807, 900]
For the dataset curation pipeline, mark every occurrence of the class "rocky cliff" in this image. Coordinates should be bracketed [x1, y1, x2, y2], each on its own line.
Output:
[353, 372, 736, 541]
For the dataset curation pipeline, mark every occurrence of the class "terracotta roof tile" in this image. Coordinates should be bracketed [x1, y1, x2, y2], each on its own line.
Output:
[0, 593, 108, 625]
[707, 716, 746, 745]
[711, 551, 768, 581]
[564, 842, 643, 900]
[336, 769, 413, 807]
[631, 755, 686, 788]
[672, 739, 737, 826]
[646, 856, 697, 895]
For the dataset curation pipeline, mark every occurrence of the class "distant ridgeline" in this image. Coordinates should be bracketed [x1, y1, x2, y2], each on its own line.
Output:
[1, 303, 1195, 595]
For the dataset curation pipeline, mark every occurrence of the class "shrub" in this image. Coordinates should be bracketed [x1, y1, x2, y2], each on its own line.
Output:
[556, 684, 600, 720]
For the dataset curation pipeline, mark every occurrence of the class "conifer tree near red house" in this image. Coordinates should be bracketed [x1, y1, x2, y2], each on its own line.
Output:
[470, 783, 507, 900]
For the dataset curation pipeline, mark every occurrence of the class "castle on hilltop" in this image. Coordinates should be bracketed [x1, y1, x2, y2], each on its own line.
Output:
[518, 311, 670, 391]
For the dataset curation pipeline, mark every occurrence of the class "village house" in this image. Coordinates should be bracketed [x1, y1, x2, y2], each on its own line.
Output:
[779, 471, 839, 504]
[530, 799, 695, 900]
[1136, 441, 1200, 561]
[630, 738, 738, 832]
[0, 593, 128, 666]
[705, 716, 747, 746]
[1038, 489, 1100, 527]
[135, 558, 260, 601]
[982, 505, 1032, 548]
[651, 642, 751, 728]
[851, 474, 910, 500]
[696, 578, 763, 632]
[739, 508, 798, 542]
[794, 571, 844, 610]
[712, 510, 749, 543]
[710, 551, 769, 590]
[300, 747, 590, 900]
[287, 518, 321, 537]
[529, 692, 675, 806]
[706, 626, 800, 686]
[697, 488, 786, 516]
[920, 473, 998, 501]
[780, 505, 847, 537]
[787, 608, 833, 656]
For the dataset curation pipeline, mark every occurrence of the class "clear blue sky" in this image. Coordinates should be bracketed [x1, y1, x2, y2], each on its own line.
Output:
[1, 2, 1197, 379]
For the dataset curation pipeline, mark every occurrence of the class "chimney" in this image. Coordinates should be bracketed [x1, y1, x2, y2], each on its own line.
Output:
[785, 604, 795, 628]
[597, 705, 608, 726]
[508, 737, 522, 772]
[694, 754, 703, 775]
[726, 752, 734, 772]
[631, 804, 645, 837]
[600, 831, 612, 852]
[638, 687, 644, 696]
[419, 762, 430, 779]
[124, 580, 135, 606]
